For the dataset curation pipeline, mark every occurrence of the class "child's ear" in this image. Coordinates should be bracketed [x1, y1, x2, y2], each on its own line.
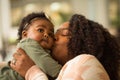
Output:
[22, 30, 27, 38]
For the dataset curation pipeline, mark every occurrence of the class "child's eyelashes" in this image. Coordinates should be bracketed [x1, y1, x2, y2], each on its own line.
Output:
[38, 28, 44, 33]
[37, 28, 54, 38]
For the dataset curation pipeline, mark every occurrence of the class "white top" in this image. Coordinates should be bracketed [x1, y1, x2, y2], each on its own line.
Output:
[25, 54, 110, 80]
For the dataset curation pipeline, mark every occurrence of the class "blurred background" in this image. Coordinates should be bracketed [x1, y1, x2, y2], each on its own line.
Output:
[0, 0, 120, 61]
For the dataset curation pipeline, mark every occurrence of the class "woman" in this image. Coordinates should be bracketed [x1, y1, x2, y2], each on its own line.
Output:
[11, 14, 120, 80]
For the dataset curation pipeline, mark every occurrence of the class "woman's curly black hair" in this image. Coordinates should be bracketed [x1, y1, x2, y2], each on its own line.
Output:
[68, 14, 120, 80]
[17, 12, 53, 41]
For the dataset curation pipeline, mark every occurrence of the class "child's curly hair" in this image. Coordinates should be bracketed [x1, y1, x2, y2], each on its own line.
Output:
[68, 14, 120, 80]
[17, 12, 53, 41]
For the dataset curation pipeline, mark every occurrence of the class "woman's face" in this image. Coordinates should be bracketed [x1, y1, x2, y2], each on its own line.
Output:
[52, 22, 70, 65]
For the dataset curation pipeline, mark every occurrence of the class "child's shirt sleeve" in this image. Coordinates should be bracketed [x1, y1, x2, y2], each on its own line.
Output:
[0, 62, 24, 80]
[17, 38, 62, 78]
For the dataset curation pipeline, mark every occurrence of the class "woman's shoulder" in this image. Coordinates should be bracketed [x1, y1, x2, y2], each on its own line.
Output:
[72, 54, 110, 80]
[72, 54, 105, 68]
[59, 54, 110, 80]
[76, 54, 95, 58]
[72, 54, 97, 64]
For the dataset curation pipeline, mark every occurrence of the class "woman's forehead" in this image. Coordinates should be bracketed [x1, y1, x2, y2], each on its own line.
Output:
[59, 22, 69, 29]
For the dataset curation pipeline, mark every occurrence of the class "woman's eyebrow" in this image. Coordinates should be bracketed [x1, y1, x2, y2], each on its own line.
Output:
[50, 29, 54, 33]
[57, 28, 69, 31]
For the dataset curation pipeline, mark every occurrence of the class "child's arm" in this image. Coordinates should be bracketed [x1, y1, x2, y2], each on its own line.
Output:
[0, 62, 24, 80]
[18, 38, 62, 78]
[25, 44, 62, 78]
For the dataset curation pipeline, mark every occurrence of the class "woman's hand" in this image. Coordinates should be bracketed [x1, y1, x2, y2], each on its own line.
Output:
[10, 48, 35, 77]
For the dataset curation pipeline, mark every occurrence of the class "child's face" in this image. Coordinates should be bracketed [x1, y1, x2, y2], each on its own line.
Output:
[23, 19, 54, 49]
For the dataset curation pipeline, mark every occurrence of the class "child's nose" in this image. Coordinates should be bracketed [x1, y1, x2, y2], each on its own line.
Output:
[44, 33, 48, 38]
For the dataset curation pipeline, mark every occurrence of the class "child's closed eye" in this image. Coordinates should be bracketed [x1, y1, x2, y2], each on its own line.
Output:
[48, 32, 54, 38]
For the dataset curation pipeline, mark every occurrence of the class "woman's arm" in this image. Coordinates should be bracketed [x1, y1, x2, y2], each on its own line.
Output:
[10, 48, 48, 80]
[25, 65, 48, 80]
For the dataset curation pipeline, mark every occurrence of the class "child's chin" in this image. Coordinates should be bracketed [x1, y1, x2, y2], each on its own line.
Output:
[41, 43, 50, 49]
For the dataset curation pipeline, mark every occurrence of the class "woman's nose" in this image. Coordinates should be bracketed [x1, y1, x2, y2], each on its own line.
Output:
[54, 35, 58, 41]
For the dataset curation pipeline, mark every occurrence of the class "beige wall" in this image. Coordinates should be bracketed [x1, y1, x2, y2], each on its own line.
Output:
[71, 0, 109, 28]
[0, 0, 11, 43]
[0, 0, 111, 61]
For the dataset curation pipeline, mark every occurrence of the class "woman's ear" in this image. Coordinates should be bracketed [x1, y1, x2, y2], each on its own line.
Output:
[22, 30, 27, 38]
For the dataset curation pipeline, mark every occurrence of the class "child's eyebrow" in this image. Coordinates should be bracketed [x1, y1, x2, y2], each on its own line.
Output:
[36, 24, 46, 28]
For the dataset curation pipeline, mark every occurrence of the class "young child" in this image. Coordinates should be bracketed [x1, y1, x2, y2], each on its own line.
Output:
[0, 12, 62, 80]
